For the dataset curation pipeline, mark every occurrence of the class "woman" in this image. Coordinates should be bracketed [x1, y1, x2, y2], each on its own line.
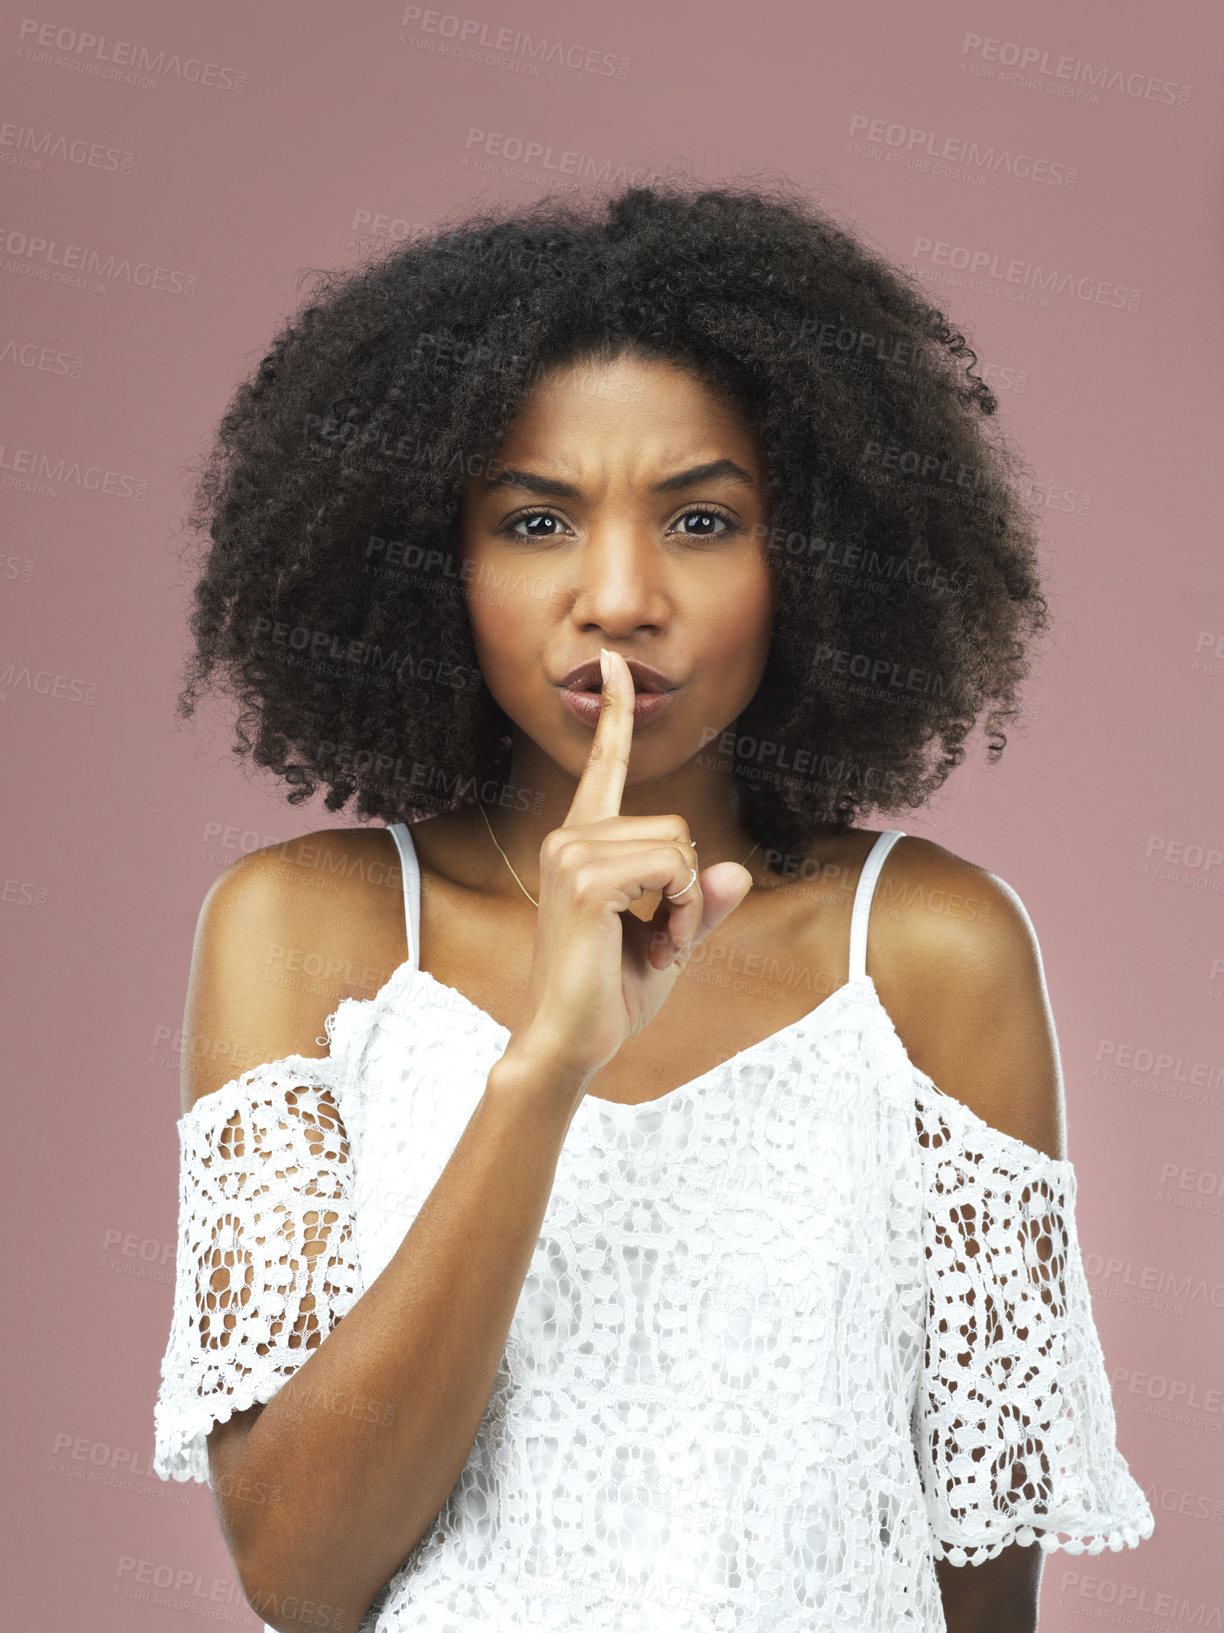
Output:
[154, 177, 1153, 1632]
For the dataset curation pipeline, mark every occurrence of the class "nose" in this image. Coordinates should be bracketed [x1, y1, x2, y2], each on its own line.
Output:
[566, 519, 671, 634]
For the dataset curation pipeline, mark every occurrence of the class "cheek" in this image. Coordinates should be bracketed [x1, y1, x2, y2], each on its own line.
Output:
[463, 550, 505, 647]
[705, 576, 776, 667]
[465, 582, 543, 690]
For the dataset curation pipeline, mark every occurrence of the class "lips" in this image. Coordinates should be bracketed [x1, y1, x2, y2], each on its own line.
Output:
[557, 657, 677, 694]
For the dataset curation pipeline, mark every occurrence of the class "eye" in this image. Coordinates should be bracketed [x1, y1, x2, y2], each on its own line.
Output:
[669, 505, 739, 541]
[493, 505, 741, 543]
[494, 508, 573, 542]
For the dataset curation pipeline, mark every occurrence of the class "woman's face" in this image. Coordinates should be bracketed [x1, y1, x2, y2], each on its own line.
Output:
[458, 351, 777, 786]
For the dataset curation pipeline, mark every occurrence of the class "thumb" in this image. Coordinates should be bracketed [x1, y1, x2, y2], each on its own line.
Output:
[691, 861, 755, 940]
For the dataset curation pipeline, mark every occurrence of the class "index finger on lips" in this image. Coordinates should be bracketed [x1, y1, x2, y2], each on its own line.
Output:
[563, 646, 634, 829]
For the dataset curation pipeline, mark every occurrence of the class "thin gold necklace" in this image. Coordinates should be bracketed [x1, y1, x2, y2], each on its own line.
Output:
[477, 799, 759, 908]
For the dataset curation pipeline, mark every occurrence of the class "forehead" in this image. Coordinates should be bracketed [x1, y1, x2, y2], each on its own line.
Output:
[519, 352, 746, 422]
[475, 355, 763, 489]
[477, 456, 758, 501]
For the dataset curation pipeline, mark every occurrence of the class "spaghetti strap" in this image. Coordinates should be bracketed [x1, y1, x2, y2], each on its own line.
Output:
[848, 830, 905, 981]
[385, 822, 421, 971]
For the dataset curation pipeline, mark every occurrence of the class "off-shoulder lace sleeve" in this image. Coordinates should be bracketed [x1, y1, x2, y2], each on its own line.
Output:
[153, 1057, 364, 1485]
[913, 1082, 1154, 1566]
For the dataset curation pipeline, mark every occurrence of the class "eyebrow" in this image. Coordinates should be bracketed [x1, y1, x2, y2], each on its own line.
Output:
[479, 458, 756, 498]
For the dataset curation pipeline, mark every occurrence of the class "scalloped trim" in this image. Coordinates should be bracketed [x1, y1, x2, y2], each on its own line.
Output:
[931, 1503, 1156, 1567]
[153, 1364, 293, 1484]
[174, 1056, 341, 1136]
[912, 1067, 1077, 1181]
[324, 959, 417, 1041]
[319, 962, 424, 1115]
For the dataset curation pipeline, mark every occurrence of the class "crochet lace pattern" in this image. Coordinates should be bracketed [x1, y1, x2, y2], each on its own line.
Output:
[153, 1060, 363, 1486]
[154, 965, 1152, 1633]
[913, 1086, 1150, 1566]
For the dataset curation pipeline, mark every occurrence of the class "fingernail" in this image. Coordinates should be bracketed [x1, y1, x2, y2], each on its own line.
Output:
[599, 647, 610, 685]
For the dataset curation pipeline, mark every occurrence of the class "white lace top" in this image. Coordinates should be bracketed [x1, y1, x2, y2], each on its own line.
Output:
[153, 825, 1153, 1632]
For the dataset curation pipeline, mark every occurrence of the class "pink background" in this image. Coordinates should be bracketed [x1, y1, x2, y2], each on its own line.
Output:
[5, 0, 1221, 1625]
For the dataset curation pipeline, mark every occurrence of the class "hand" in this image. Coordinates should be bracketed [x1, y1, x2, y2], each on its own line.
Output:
[506, 647, 756, 1090]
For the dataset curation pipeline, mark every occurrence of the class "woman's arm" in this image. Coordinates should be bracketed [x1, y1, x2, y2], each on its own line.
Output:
[180, 844, 597, 1633]
[880, 842, 1067, 1166]
[935, 1549, 1043, 1633]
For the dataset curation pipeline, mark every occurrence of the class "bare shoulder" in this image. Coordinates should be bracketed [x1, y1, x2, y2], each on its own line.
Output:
[870, 833, 1038, 968]
[179, 826, 406, 1116]
[870, 834, 1066, 1159]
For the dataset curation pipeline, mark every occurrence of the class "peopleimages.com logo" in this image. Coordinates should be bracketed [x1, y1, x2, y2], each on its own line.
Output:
[15, 18, 247, 92]
[847, 114, 1077, 188]
[911, 237, 1140, 311]
[398, 6, 630, 79]
[958, 32, 1190, 109]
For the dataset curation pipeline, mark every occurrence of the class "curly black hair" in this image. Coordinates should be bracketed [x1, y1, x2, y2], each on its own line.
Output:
[175, 171, 1050, 861]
